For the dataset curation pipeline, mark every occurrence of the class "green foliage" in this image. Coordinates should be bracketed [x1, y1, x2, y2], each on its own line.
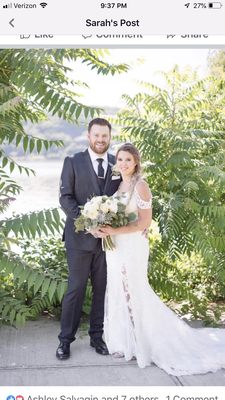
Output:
[149, 237, 225, 325]
[115, 67, 225, 311]
[0, 49, 128, 180]
[0, 238, 93, 326]
[116, 67, 225, 267]
[0, 48, 128, 125]
[0, 239, 68, 326]
[2, 208, 63, 240]
[21, 236, 93, 317]
[0, 48, 128, 326]
[208, 50, 225, 79]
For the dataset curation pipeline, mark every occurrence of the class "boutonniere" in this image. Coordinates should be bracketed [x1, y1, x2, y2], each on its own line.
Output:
[111, 164, 121, 180]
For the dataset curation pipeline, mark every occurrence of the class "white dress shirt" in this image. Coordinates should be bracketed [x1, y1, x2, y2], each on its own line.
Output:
[88, 147, 108, 178]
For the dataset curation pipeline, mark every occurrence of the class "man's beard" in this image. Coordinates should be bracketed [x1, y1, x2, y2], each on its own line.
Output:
[90, 142, 110, 154]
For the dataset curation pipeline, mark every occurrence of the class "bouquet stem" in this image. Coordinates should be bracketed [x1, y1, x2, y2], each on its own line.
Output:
[102, 236, 115, 251]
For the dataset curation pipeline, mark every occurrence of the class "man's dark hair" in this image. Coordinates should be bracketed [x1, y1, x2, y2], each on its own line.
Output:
[88, 118, 112, 133]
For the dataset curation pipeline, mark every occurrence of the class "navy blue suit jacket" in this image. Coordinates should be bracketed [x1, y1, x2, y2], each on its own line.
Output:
[59, 149, 121, 250]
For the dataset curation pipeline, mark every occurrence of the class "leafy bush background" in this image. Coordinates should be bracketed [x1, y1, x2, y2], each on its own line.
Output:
[1, 49, 225, 327]
[4, 236, 223, 326]
[0, 48, 128, 326]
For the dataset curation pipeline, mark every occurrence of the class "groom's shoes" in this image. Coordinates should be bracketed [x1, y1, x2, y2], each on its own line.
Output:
[56, 342, 70, 360]
[90, 338, 109, 355]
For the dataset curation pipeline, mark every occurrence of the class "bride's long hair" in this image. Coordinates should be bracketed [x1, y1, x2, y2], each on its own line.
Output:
[115, 142, 142, 190]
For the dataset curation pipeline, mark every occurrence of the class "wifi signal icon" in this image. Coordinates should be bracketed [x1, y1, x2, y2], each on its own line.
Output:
[40, 2, 47, 7]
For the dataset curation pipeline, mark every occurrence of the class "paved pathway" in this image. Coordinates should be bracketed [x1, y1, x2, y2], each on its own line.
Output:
[0, 317, 225, 386]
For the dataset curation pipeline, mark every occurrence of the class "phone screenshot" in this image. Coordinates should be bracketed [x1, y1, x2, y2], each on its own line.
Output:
[1, 1, 225, 399]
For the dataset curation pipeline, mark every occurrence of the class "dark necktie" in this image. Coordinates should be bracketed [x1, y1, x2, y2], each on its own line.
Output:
[96, 158, 105, 194]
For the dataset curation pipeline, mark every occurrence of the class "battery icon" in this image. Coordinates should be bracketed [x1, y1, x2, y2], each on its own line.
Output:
[208, 2, 223, 7]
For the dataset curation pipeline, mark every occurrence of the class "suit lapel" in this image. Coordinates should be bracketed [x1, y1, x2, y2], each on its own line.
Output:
[83, 149, 101, 195]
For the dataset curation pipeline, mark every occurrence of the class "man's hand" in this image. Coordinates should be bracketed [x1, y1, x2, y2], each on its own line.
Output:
[96, 230, 109, 239]
[88, 228, 108, 239]
[87, 228, 98, 238]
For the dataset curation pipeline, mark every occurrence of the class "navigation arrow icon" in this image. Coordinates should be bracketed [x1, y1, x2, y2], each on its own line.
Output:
[9, 18, 15, 27]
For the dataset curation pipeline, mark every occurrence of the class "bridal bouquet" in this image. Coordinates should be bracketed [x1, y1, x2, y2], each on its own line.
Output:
[74, 195, 136, 250]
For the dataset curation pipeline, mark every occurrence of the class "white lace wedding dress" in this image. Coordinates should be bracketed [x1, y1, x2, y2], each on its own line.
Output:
[104, 186, 225, 376]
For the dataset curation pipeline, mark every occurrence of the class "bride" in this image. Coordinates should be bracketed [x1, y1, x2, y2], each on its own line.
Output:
[100, 143, 225, 376]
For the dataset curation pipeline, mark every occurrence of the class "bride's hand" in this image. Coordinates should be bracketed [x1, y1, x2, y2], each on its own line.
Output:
[100, 226, 116, 235]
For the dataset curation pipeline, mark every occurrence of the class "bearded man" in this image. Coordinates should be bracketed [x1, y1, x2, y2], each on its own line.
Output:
[56, 118, 121, 360]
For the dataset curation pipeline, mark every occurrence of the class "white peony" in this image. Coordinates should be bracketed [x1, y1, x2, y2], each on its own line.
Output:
[90, 196, 103, 206]
[82, 200, 99, 219]
[87, 208, 99, 219]
[100, 202, 110, 213]
[107, 198, 118, 213]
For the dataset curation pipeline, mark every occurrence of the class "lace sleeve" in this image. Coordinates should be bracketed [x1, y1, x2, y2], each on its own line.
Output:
[134, 187, 152, 209]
